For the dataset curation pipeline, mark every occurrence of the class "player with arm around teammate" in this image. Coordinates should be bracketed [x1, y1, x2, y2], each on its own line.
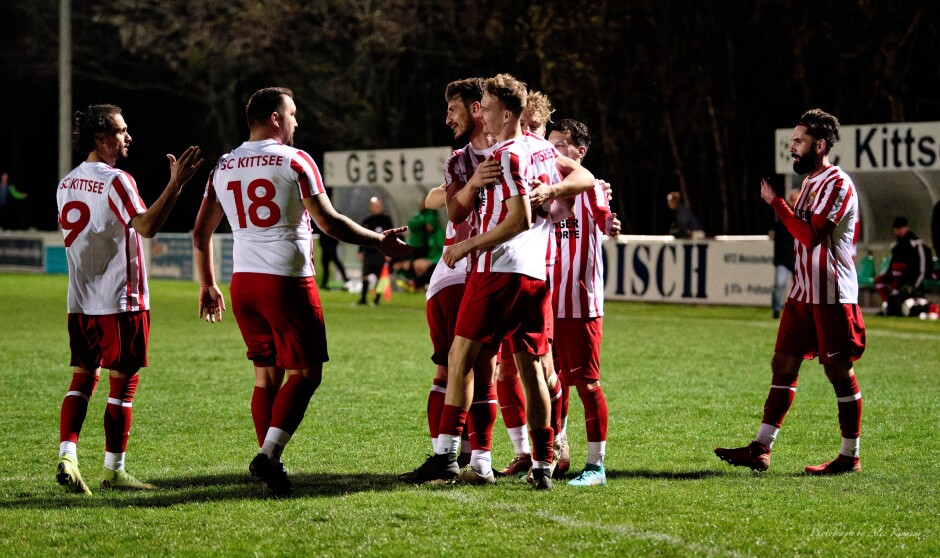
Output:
[546, 118, 620, 486]
[715, 108, 866, 475]
[56, 104, 204, 494]
[193, 87, 410, 496]
[398, 77, 503, 483]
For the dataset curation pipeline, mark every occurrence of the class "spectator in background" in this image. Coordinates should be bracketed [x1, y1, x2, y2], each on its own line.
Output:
[666, 191, 704, 239]
[315, 188, 349, 290]
[0, 171, 28, 229]
[358, 196, 394, 305]
[771, 190, 801, 318]
[875, 216, 930, 313]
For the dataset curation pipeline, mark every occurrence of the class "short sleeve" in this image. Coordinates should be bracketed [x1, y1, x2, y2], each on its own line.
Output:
[290, 150, 325, 198]
[108, 171, 147, 225]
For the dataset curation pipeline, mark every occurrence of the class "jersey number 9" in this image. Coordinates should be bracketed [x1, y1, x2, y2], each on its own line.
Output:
[60, 200, 91, 247]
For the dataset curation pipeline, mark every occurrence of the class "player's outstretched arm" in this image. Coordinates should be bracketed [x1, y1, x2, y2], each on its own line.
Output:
[193, 196, 226, 323]
[304, 193, 413, 259]
[132, 146, 204, 238]
[529, 154, 595, 207]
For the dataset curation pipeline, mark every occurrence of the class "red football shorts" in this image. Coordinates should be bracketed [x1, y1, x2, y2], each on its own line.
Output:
[68, 311, 150, 373]
[554, 317, 603, 383]
[230, 272, 328, 370]
[775, 299, 866, 365]
[455, 271, 550, 356]
[426, 283, 466, 366]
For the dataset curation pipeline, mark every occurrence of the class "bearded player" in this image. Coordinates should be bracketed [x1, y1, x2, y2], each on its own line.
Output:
[715, 108, 865, 475]
[399, 78, 502, 483]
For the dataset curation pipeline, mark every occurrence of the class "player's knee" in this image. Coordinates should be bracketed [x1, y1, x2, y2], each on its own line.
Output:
[824, 361, 853, 383]
[769, 353, 799, 378]
[575, 379, 600, 394]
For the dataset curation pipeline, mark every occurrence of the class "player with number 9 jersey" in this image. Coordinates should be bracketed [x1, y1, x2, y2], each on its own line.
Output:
[57, 163, 149, 314]
[207, 139, 325, 277]
[55, 103, 204, 496]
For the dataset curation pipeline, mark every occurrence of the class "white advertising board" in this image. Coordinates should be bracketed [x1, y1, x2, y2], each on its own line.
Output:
[323, 147, 452, 189]
[602, 236, 775, 306]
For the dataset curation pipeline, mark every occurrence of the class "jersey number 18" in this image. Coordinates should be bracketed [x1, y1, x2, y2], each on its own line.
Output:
[227, 179, 281, 228]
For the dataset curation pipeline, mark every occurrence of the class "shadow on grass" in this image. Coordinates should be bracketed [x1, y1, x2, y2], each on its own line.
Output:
[580, 468, 728, 481]
[1, 471, 403, 509]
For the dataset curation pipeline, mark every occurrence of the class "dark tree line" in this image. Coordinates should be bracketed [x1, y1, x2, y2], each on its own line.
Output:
[2, 0, 938, 234]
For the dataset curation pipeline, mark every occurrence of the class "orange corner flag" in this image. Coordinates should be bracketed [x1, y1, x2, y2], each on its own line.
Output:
[377, 262, 392, 301]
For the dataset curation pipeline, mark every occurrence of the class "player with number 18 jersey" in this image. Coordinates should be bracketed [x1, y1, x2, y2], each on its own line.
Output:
[207, 138, 325, 277]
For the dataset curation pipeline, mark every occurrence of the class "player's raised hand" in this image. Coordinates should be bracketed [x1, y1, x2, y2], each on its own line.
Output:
[606, 213, 621, 237]
[198, 284, 226, 324]
[168, 146, 205, 188]
[760, 177, 777, 204]
[378, 226, 413, 259]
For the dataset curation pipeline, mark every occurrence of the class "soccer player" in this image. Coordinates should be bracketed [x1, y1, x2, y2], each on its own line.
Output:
[399, 78, 502, 483]
[519, 90, 554, 136]
[56, 104, 204, 494]
[547, 118, 618, 486]
[494, 89, 576, 480]
[715, 108, 866, 475]
[404, 74, 595, 490]
[491, 89, 554, 478]
[193, 87, 411, 496]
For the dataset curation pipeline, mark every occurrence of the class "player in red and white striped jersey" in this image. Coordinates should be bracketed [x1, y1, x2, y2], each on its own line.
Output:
[56, 104, 204, 494]
[399, 78, 502, 484]
[716, 108, 866, 476]
[403, 74, 595, 489]
[492, 91, 561, 479]
[193, 87, 410, 495]
[548, 119, 618, 486]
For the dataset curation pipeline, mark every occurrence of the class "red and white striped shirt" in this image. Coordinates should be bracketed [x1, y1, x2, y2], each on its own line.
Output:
[427, 144, 495, 299]
[472, 137, 553, 279]
[57, 162, 148, 314]
[787, 165, 859, 304]
[206, 139, 325, 277]
[522, 131, 563, 267]
[552, 180, 611, 318]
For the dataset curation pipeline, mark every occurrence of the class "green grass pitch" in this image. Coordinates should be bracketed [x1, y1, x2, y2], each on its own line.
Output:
[0, 273, 937, 556]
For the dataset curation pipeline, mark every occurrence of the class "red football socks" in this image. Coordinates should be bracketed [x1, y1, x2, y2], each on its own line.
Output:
[104, 373, 138, 453]
[59, 372, 99, 443]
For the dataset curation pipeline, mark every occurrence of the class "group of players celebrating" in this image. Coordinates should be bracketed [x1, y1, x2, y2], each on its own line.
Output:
[398, 75, 618, 489]
[54, 73, 865, 497]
